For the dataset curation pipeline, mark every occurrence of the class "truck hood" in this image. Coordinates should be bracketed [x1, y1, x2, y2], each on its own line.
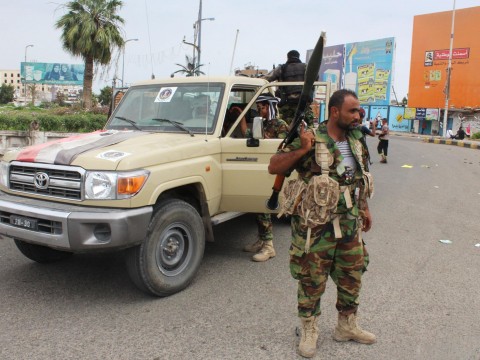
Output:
[5, 130, 219, 171]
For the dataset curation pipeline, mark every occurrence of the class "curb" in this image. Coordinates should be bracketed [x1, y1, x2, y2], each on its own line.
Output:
[422, 137, 479, 150]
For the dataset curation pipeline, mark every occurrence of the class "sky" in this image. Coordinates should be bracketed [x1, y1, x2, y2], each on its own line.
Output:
[2, 0, 479, 99]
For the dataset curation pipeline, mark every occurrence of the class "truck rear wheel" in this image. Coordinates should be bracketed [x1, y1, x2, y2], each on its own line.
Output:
[14, 240, 73, 263]
[126, 199, 205, 296]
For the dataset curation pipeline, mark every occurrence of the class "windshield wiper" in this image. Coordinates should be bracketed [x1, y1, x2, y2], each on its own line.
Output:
[151, 118, 195, 137]
[114, 116, 142, 131]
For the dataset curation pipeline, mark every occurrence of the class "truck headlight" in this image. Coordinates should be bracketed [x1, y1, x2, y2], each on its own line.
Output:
[85, 170, 149, 200]
[0, 161, 9, 187]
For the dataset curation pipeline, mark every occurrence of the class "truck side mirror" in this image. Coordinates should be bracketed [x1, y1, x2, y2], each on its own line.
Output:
[247, 117, 263, 147]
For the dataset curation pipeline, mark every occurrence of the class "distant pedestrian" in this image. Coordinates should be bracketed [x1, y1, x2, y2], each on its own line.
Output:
[377, 118, 389, 163]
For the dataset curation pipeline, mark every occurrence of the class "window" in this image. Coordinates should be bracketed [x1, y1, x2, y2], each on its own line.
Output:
[108, 82, 225, 134]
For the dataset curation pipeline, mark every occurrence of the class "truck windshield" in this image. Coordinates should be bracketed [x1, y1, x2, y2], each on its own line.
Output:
[107, 83, 225, 134]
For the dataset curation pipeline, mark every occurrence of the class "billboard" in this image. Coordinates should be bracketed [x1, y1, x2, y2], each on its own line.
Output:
[408, 6, 480, 108]
[389, 106, 411, 132]
[21, 62, 84, 85]
[318, 44, 345, 93]
[344, 38, 395, 106]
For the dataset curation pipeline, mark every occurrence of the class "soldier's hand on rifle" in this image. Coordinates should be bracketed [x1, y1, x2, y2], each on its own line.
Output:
[268, 122, 314, 175]
[299, 121, 315, 152]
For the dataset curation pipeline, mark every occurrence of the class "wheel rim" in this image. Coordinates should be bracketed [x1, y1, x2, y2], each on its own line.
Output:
[155, 222, 192, 276]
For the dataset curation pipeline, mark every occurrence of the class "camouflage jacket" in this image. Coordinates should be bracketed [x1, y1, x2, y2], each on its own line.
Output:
[283, 121, 370, 214]
[246, 118, 288, 139]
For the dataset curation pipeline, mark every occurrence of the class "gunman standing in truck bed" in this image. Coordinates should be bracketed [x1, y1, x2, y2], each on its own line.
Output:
[263, 50, 317, 126]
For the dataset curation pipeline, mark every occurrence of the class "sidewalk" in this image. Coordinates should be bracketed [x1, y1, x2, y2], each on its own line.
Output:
[391, 131, 480, 150]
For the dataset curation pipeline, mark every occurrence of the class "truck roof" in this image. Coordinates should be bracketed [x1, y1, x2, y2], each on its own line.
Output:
[131, 75, 268, 88]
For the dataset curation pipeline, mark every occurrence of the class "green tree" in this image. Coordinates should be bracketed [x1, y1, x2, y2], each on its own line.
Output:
[55, 0, 125, 109]
[172, 55, 205, 77]
[0, 84, 15, 104]
[98, 86, 113, 107]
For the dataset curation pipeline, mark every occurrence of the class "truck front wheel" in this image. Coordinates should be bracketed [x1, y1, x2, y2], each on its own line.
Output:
[14, 240, 73, 263]
[126, 199, 205, 296]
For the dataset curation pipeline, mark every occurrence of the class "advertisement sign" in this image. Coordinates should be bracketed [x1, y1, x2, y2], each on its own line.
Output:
[21, 62, 84, 85]
[408, 6, 480, 108]
[425, 108, 439, 121]
[389, 106, 411, 132]
[403, 107, 416, 120]
[318, 44, 345, 93]
[344, 37, 395, 105]
[415, 108, 426, 120]
[370, 105, 389, 128]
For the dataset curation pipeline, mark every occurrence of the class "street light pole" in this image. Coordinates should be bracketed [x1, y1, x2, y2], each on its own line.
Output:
[442, 0, 456, 137]
[24, 44, 34, 104]
[194, 0, 214, 73]
[121, 38, 138, 88]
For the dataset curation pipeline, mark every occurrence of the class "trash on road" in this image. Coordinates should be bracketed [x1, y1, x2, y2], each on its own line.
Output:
[402, 165, 413, 168]
[439, 239, 453, 244]
[475, 243, 480, 248]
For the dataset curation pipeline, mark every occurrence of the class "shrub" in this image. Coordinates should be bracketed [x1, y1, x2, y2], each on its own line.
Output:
[0, 105, 108, 132]
[471, 131, 480, 140]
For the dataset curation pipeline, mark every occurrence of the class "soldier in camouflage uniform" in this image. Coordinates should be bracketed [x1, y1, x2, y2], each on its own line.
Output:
[268, 89, 375, 358]
[242, 94, 288, 262]
[263, 50, 317, 126]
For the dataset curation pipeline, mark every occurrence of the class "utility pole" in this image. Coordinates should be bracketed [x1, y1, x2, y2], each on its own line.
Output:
[442, 0, 456, 137]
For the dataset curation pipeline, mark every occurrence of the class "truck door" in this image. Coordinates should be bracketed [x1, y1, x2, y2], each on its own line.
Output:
[219, 134, 281, 214]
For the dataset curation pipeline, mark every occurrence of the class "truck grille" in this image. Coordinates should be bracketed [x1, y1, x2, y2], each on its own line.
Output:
[9, 162, 84, 200]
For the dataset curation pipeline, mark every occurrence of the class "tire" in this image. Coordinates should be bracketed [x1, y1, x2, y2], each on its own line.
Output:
[125, 199, 205, 296]
[14, 239, 73, 263]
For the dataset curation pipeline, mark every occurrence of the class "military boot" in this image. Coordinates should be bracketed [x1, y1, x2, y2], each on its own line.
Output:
[243, 239, 263, 253]
[252, 240, 276, 262]
[333, 312, 376, 344]
[298, 316, 319, 358]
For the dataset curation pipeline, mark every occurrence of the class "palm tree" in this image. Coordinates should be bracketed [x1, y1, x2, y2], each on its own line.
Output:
[172, 55, 205, 77]
[56, 0, 125, 109]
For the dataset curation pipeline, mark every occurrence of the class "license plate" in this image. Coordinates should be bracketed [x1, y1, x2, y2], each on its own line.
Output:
[10, 215, 38, 230]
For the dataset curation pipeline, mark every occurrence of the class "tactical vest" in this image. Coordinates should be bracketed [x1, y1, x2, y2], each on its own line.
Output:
[281, 62, 306, 96]
[279, 130, 374, 252]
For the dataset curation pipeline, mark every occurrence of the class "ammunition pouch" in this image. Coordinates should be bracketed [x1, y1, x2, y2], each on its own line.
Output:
[278, 179, 306, 218]
[299, 174, 340, 228]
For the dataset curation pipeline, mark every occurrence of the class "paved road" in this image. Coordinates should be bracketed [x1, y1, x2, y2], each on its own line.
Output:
[1, 136, 479, 360]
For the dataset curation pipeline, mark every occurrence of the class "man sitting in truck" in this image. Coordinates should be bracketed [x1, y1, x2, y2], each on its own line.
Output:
[188, 94, 214, 123]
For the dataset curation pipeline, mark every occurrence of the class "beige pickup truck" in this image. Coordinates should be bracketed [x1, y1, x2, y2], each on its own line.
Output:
[0, 76, 328, 296]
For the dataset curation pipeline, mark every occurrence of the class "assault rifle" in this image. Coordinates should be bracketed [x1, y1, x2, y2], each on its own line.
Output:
[266, 32, 326, 211]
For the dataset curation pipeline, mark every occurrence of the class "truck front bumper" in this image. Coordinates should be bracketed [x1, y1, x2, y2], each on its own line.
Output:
[0, 192, 152, 252]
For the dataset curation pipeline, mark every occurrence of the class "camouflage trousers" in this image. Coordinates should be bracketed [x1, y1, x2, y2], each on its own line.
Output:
[255, 213, 273, 241]
[279, 103, 316, 127]
[289, 214, 369, 318]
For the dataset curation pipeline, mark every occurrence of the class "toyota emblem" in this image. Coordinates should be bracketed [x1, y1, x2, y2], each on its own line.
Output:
[34, 172, 50, 190]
